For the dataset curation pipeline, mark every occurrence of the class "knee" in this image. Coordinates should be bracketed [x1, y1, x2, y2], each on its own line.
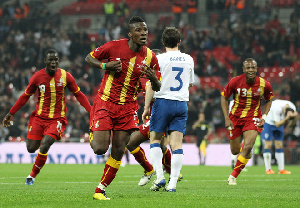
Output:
[27, 145, 38, 153]
[92, 145, 108, 155]
[231, 149, 240, 155]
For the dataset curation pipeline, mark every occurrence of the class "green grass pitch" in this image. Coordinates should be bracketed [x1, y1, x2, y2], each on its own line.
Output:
[0, 164, 299, 208]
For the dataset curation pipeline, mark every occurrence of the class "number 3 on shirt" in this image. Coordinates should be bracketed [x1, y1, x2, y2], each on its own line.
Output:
[170, 67, 183, 91]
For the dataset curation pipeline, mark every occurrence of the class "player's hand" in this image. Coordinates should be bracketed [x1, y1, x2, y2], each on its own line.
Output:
[257, 118, 265, 127]
[142, 108, 150, 124]
[140, 64, 157, 81]
[2, 113, 14, 127]
[106, 60, 122, 72]
[225, 118, 234, 130]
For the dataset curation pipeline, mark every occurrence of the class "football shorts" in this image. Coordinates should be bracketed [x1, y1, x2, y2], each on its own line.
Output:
[150, 98, 188, 134]
[90, 96, 139, 131]
[27, 113, 66, 141]
[261, 123, 284, 141]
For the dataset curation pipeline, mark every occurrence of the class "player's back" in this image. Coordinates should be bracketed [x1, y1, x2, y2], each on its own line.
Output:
[155, 51, 194, 102]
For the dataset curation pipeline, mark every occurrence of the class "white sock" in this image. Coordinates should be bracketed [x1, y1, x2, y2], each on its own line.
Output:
[231, 154, 237, 167]
[168, 153, 184, 189]
[263, 152, 272, 171]
[97, 183, 106, 191]
[150, 146, 164, 179]
[275, 152, 285, 171]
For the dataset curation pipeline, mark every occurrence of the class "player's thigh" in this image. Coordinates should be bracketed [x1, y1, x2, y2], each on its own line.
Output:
[26, 138, 41, 153]
[91, 131, 111, 151]
[243, 130, 258, 150]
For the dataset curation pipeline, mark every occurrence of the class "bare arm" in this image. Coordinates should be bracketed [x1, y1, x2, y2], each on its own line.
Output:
[275, 110, 298, 128]
[85, 53, 122, 72]
[220, 95, 233, 129]
[258, 99, 272, 127]
[142, 82, 155, 123]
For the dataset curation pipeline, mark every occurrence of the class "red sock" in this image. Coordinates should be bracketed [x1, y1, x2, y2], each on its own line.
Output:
[130, 146, 153, 173]
[231, 155, 249, 178]
[95, 156, 121, 193]
[30, 152, 47, 178]
[162, 148, 171, 174]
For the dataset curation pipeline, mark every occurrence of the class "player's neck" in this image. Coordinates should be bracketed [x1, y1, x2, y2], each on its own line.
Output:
[166, 47, 179, 52]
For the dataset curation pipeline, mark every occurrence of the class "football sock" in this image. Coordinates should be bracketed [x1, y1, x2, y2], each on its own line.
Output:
[150, 143, 164, 179]
[130, 146, 153, 173]
[95, 156, 121, 193]
[168, 149, 184, 188]
[231, 154, 238, 170]
[30, 152, 47, 178]
[275, 149, 284, 171]
[162, 148, 171, 174]
[263, 149, 272, 171]
[231, 155, 249, 178]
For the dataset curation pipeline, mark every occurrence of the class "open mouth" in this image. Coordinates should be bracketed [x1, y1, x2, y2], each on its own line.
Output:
[140, 38, 147, 43]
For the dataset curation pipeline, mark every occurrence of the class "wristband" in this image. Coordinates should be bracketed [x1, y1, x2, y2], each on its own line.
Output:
[262, 114, 267, 120]
[100, 63, 106, 70]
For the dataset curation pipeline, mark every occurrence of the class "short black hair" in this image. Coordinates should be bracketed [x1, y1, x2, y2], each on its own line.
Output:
[161, 27, 181, 48]
[152, 49, 162, 55]
[128, 16, 145, 31]
[45, 49, 58, 57]
[285, 107, 295, 117]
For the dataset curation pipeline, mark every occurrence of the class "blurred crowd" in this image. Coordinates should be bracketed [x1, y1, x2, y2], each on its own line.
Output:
[0, 0, 300, 144]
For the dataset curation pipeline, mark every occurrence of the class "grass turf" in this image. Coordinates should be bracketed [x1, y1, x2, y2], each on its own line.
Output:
[0, 164, 299, 208]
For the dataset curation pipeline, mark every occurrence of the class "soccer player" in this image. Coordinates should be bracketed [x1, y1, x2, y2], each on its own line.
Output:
[192, 111, 211, 165]
[127, 79, 181, 186]
[143, 27, 194, 192]
[85, 16, 161, 200]
[221, 58, 273, 185]
[261, 99, 298, 174]
[2, 49, 91, 185]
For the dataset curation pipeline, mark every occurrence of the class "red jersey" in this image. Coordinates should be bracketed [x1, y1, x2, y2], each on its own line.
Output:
[25, 68, 80, 119]
[90, 39, 161, 105]
[221, 74, 273, 118]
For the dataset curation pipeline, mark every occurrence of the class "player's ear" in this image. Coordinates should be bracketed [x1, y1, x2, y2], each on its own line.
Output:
[128, 32, 132, 39]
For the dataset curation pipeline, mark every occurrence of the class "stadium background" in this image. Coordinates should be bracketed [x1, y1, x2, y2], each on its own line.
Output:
[0, 0, 299, 165]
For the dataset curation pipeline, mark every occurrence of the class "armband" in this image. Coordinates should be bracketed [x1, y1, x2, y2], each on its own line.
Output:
[262, 114, 267, 120]
[100, 62, 106, 70]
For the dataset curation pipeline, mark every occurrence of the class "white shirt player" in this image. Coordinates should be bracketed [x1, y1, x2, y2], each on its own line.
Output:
[154, 50, 194, 102]
[265, 99, 296, 126]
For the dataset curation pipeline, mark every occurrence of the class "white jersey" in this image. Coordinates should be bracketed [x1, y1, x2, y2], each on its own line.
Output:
[265, 99, 296, 125]
[154, 50, 194, 101]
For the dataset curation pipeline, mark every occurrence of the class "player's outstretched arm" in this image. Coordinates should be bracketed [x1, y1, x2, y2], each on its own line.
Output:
[73, 91, 92, 113]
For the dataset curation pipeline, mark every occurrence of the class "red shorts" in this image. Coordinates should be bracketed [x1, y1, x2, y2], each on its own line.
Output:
[228, 114, 262, 140]
[27, 113, 67, 141]
[90, 96, 139, 131]
[139, 119, 150, 140]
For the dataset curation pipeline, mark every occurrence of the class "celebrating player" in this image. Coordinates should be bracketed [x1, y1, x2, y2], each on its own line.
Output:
[143, 27, 194, 192]
[2, 49, 91, 185]
[85, 16, 161, 200]
[221, 58, 273, 185]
